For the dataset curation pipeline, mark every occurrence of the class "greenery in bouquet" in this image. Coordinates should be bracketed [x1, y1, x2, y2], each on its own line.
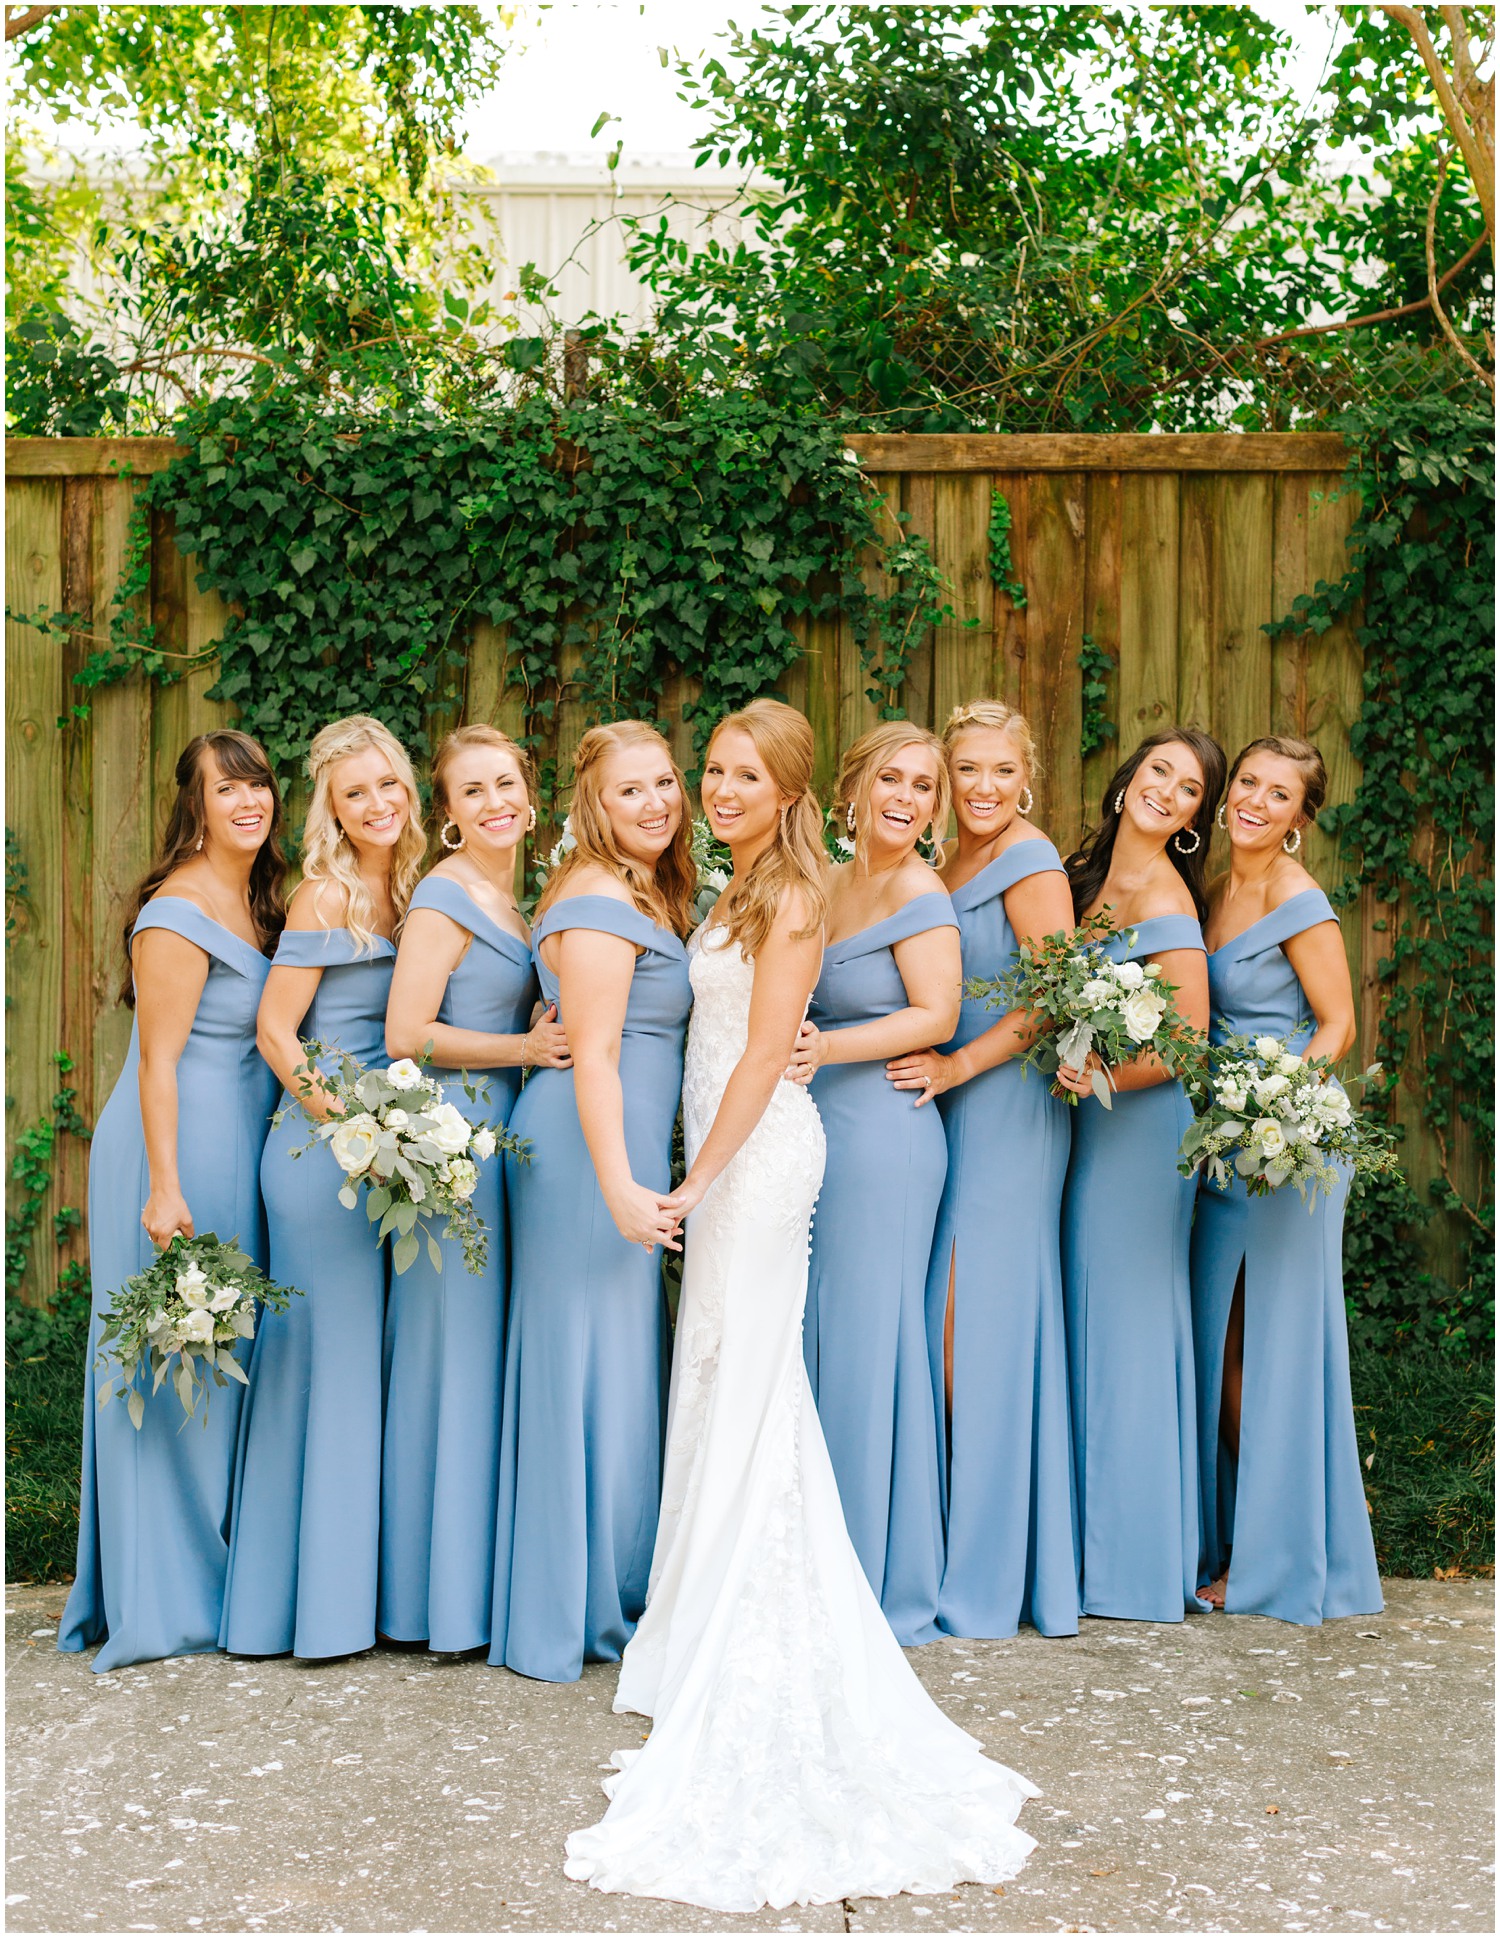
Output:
[278, 1046, 529, 1276]
[973, 910, 1207, 1107]
[95, 1231, 299, 1429]
[1180, 1029, 1400, 1203]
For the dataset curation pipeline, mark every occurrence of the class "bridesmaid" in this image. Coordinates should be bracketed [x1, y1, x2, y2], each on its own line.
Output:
[221, 715, 424, 1659]
[886, 701, 1079, 1639]
[1055, 726, 1224, 1623]
[380, 725, 568, 1653]
[490, 721, 694, 1682]
[59, 731, 286, 1672]
[788, 721, 961, 1646]
[1192, 736, 1382, 1623]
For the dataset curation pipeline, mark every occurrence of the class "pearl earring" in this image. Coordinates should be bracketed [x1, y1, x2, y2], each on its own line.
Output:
[1283, 826, 1302, 855]
[440, 820, 464, 851]
[527, 806, 537, 832]
[1018, 785, 1034, 817]
[1114, 789, 1126, 814]
[1215, 803, 1227, 830]
[1173, 826, 1201, 855]
[846, 804, 856, 834]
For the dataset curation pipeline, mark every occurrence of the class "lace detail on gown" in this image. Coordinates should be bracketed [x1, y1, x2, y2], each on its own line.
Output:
[563, 926, 1038, 1913]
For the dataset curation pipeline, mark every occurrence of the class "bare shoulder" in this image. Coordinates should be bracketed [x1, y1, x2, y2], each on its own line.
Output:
[891, 857, 949, 909]
[770, 881, 823, 945]
[1267, 859, 1323, 910]
[149, 866, 213, 914]
[285, 875, 348, 931]
[1137, 877, 1199, 923]
[553, 864, 633, 906]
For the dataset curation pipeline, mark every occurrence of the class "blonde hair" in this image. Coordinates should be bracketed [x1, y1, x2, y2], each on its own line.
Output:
[539, 721, 697, 936]
[431, 723, 535, 821]
[834, 721, 951, 858]
[941, 699, 1042, 781]
[300, 716, 425, 952]
[707, 699, 828, 958]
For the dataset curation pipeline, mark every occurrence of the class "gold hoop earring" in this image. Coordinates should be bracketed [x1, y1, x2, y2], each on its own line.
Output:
[440, 820, 464, 851]
[1283, 826, 1302, 855]
[1018, 785, 1034, 817]
[1215, 803, 1227, 830]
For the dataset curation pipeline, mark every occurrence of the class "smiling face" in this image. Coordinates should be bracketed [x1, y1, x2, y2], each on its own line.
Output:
[948, 725, 1029, 841]
[701, 726, 789, 861]
[859, 741, 943, 862]
[198, 748, 275, 860]
[327, 745, 411, 858]
[1120, 739, 1206, 844]
[443, 744, 530, 859]
[1224, 750, 1308, 854]
[598, 742, 683, 867]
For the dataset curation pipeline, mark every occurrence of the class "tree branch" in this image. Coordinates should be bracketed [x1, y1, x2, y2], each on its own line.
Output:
[1380, 5, 1495, 242]
[1424, 150, 1494, 388]
[5, 4, 62, 40]
[1251, 232, 1490, 349]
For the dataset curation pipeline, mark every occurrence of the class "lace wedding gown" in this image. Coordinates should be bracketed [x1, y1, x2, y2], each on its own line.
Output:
[563, 925, 1039, 1912]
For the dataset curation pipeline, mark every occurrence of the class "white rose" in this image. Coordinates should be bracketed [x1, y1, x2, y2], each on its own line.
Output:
[328, 1111, 382, 1176]
[425, 1101, 471, 1157]
[445, 1157, 479, 1202]
[1114, 960, 1145, 990]
[176, 1307, 216, 1345]
[1078, 978, 1114, 1009]
[1217, 1083, 1248, 1114]
[407, 1175, 426, 1205]
[382, 1108, 410, 1132]
[1253, 1074, 1290, 1106]
[1253, 1118, 1287, 1159]
[1255, 1036, 1284, 1061]
[1120, 988, 1167, 1043]
[207, 1283, 238, 1313]
[175, 1266, 210, 1308]
[471, 1126, 497, 1161]
[385, 1058, 423, 1092]
[1278, 1052, 1304, 1077]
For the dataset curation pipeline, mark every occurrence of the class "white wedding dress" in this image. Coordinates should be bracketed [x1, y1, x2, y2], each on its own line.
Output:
[563, 925, 1039, 1913]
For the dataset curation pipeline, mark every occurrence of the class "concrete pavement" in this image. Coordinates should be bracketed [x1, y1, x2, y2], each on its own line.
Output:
[5, 1577, 1492, 1933]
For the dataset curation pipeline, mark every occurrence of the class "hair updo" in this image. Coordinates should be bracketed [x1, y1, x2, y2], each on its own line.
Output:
[834, 721, 951, 854]
[940, 699, 1042, 781]
[1226, 735, 1327, 821]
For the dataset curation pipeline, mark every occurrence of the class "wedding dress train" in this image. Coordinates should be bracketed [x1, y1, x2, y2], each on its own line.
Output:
[564, 925, 1038, 1912]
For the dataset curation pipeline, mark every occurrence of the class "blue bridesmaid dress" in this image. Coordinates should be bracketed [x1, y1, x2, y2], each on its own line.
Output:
[490, 895, 690, 1682]
[220, 925, 395, 1659]
[1191, 887, 1382, 1623]
[804, 889, 957, 1647]
[930, 840, 1079, 1639]
[1061, 913, 1204, 1623]
[380, 877, 538, 1652]
[58, 899, 276, 1672]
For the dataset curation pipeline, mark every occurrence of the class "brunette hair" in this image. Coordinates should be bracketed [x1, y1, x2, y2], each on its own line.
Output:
[120, 730, 287, 1005]
[1065, 725, 1226, 924]
[300, 716, 425, 952]
[834, 721, 951, 858]
[940, 698, 1042, 781]
[706, 699, 828, 958]
[539, 720, 697, 936]
[1226, 734, 1327, 822]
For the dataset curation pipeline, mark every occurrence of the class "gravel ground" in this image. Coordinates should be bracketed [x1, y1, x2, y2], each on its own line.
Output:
[5, 1576, 1492, 1934]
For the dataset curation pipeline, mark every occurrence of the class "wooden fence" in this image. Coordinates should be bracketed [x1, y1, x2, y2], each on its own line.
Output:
[5, 431, 1471, 1303]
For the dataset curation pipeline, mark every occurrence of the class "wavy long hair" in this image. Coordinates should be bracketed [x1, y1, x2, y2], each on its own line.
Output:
[707, 699, 828, 958]
[1065, 725, 1226, 924]
[539, 720, 697, 936]
[119, 729, 287, 1005]
[300, 716, 425, 952]
[834, 721, 951, 858]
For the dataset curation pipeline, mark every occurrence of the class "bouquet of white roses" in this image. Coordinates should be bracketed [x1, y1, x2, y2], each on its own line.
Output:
[281, 1047, 530, 1275]
[972, 910, 1207, 1107]
[1179, 1029, 1399, 1203]
[96, 1231, 300, 1429]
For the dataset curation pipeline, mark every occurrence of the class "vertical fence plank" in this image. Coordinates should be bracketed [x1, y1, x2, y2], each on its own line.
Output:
[1020, 472, 1086, 836]
[57, 480, 96, 1287]
[1117, 473, 1180, 743]
[1210, 473, 1275, 766]
[1176, 474, 1214, 734]
[90, 478, 154, 1117]
[987, 471, 1027, 712]
[1081, 472, 1124, 830]
[5, 480, 66, 1305]
[932, 473, 994, 732]
[840, 473, 899, 745]
[804, 609, 842, 799]
[899, 475, 937, 731]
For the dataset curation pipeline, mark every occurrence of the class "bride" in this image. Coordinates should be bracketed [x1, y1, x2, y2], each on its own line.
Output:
[563, 699, 1038, 1913]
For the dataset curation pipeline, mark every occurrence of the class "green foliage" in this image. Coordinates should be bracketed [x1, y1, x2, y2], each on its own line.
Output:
[1268, 388, 1493, 1333]
[5, 306, 131, 438]
[626, 5, 1491, 431]
[5, 1282, 91, 1583]
[986, 492, 1026, 609]
[860, 531, 972, 721]
[5, 1055, 90, 1297]
[1078, 633, 1116, 761]
[1351, 1342, 1494, 1579]
[74, 388, 908, 826]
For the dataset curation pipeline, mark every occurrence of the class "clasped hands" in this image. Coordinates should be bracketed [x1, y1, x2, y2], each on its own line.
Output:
[608, 1171, 709, 1256]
